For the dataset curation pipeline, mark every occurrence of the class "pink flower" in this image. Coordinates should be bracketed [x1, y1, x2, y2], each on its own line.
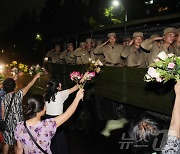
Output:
[88, 72, 96, 77]
[168, 62, 175, 69]
[70, 71, 81, 80]
[156, 77, 163, 82]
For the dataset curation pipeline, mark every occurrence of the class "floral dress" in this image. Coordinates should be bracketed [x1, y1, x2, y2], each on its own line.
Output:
[162, 135, 180, 153]
[2, 90, 23, 145]
[15, 118, 57, 154]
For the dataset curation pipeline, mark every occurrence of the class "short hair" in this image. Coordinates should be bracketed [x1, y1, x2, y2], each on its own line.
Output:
[3, 78, 16, 93]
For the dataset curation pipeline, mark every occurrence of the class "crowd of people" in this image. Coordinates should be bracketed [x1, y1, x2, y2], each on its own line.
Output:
[0, 27, 180, 154]
[46, 27, 180, 68]
[0, 74, 84, 154]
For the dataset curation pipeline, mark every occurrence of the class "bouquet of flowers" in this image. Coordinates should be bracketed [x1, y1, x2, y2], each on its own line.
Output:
[9, 61, 28, 77]
[70, 59, 103, 88]
[70, 71, 96, 88]
[29, 64, 46, 76]
[87, 58, 103, 73]
[144, 51, 180, 83]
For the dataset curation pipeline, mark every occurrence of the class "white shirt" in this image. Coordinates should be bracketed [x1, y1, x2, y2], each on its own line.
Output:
[45, 89, 69, 116]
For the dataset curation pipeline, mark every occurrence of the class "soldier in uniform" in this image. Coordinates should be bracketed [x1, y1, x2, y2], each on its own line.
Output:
[46, 44, 64, 64]
[73, 42, 90, 64]
[173, 28, 180, 56]
[123, 37, 131, 47]
[93, 32, 124, 66]
[86, 38, 105, 62]
[141, 27, 176, 65]
[63, 43, 76, 64]
[121, 32, 148, 67]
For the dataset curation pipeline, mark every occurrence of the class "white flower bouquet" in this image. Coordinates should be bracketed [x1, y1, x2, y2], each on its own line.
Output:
[144, 51, 180, 83]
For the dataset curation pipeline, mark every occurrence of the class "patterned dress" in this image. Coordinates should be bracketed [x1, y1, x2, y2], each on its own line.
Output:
[2, 90, 23, 145]
[15, 118, 57, 154]
[162, 135, 180, 153]
[0, 88, 6, 119]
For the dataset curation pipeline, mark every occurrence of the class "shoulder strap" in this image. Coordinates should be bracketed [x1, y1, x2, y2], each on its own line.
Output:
[4, 93, 15, 120]
[24, 121, 48, 154]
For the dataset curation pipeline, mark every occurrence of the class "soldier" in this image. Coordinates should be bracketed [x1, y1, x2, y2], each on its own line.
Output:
[63, 43, 76, 64]
[141, 27, 176, 65]
[46, 44, 64, 64]
[73, 42, 90, 64]
[93, 32, 124, 66]
[123, 37, 131, 47]
[121, 32, 148, 67]
[173, 28, 180, 56]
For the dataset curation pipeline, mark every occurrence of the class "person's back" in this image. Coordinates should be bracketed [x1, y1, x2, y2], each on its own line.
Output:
[15, 118, 56, 154]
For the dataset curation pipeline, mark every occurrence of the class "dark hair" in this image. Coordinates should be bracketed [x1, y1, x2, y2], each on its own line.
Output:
[23, 94, 45, 120]
[3, 78, 16, 93]
[44, 79, 61, 103]
[129, 116, 161, 153]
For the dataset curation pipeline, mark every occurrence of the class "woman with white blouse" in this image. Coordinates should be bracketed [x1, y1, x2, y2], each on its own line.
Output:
[44, 79, 78, 154]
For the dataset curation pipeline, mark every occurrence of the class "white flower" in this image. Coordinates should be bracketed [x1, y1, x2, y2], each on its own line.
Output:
[89, 58, 92, 61]
[147, 67, 160, 78]
[145, 74, 151, 80]
[157, 51, 168, 61]
[167, 53, 174, 58]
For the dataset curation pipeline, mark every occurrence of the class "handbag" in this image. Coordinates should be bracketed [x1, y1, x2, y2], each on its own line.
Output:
[0, 93, 15, 132]
[24, 121, 48, 154]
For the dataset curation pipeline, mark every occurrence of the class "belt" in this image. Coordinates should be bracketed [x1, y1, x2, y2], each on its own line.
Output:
[105, 62, 120, 66]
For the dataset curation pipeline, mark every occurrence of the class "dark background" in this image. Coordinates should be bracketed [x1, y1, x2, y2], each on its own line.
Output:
[0, 0, 179, 65]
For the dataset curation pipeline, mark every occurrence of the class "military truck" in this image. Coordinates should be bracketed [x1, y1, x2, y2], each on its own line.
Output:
[43, 13, 180, 133]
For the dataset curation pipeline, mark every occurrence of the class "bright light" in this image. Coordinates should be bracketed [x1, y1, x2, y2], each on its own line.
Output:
[112, 0, 120, 7]
[0, 64, 5, 73]
[44, 57, 48, 61]
[36, 34, 42, 41]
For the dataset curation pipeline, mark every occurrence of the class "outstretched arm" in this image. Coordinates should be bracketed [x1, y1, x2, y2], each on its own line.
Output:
[68, 85, 78, 94]
[22, 73, 40, 96]
[55, 89, 84, 127]
[169, 81, 180, 138]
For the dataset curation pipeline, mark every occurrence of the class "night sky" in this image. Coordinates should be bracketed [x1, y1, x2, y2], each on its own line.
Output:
[0, 0, 45, 32]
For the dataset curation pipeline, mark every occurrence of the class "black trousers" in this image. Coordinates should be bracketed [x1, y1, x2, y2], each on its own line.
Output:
[43, 114, 69, 154]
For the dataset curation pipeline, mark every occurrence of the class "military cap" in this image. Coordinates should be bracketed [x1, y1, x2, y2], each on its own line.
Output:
[80, 42, 86, 46]
[163, 27, 176, 35]
[86, 38, 92, 43]
[67, 43, 74, 47]
[150, 34, 160, 39]
[107, 32, 116, 38]
[175, 28, 180, 35]
[133, 32, 143, 38]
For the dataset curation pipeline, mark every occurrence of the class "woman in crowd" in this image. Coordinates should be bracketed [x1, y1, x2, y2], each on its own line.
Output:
[1, 73, 40, 154]
[14, 89, 84, 154]
[44, 79, 78, 154]
[129, 81, 180, 153]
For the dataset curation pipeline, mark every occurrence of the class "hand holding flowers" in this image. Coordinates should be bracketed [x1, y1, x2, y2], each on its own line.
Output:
[70, 59, 103, 89]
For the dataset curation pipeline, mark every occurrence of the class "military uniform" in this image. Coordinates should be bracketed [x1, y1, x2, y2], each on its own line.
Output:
[63, 50, 76, 64]
[73, 48, 91, 64]
[94, 32, 124, 66]
[173, 28, 180, 56]
[94, 44, 124, 66]
[141, 27, 177, 65]
[46, 50, 64, 64]
[121, 32, 148, 67]
[122, 45, 148, 67]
